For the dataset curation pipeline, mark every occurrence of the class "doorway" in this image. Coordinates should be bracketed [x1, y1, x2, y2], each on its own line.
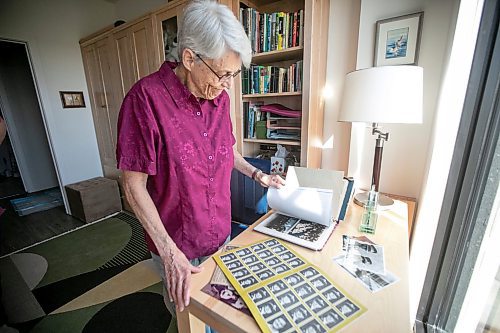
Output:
[0, 39, 58, 199]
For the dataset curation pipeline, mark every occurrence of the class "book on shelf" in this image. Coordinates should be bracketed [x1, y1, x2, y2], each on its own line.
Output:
[254, 167, 355, 250]
[242, 62, 302, 95]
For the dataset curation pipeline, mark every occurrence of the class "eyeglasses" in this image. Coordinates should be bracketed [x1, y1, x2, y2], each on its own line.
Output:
[196, 54, 241, 82]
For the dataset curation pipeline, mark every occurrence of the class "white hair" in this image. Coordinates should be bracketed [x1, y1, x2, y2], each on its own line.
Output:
[178, 0, 252, 67]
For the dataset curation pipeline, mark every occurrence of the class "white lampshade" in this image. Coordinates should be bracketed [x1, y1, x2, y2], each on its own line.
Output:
[339, 66, 423, 124]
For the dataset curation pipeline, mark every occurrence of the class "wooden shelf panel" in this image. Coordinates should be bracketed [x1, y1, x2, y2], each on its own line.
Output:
[243, 138, 301, 146]
[242, 92, 302, 98]
[251, 46, 303, 64]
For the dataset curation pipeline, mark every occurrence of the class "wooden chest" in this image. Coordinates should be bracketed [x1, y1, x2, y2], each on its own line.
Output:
[65, 177, 122, 223]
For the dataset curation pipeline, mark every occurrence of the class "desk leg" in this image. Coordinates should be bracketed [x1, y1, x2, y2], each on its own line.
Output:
[177, 308, 205, 333]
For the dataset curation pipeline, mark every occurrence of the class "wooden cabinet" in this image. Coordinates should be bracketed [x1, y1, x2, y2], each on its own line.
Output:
[152, 0, 186, 67]
[80, 15, 158, 179]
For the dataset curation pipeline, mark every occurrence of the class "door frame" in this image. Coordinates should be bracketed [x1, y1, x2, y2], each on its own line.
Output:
[0, 38, 67, 211]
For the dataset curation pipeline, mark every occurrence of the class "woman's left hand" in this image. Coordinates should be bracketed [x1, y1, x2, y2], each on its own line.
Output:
[255, 171, 285, 188]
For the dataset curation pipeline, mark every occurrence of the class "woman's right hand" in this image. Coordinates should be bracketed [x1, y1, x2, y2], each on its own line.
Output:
[162, 245, 203, 312]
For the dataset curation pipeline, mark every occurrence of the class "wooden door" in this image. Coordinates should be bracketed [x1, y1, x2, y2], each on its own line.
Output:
[81, 37, 119, 178]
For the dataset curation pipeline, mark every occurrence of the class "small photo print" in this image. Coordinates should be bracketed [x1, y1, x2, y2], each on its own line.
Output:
[278, 251, 295, 261]
[242, 254, 258, 265]
[268, 280, 287, 294]
[300, 319, 327, 333]
[256, 249, 273, 260]
[310, 276, 331, 291]
[258, 299, 281, 319]
[257, 269, 275, 281]
[249, 287, 271, 304]
[287, 257, 305, 268]
[294, 283, 314, 299]
[287, 304, 311, 325]
[265, 257, 281, 266]
[221, 253, 236, 262]
[232, 268, 250, 279]
[248, 262, 266, 273]
[336, 299, 360, 318]
[270, 245, 287, 254]
[238, 276, 259, 289]
[276, 290, 298, 309]
[251, 243, 266, 252]
[306, 295, 328, 312]
[267, 313, 293, 333]
[318, 309, 344, 329]
[265, 215, 300, 233]
[236, 248, 252, 257]
[323, 287, 344, 304]
[264, 239, 280, 247]
[226, 260, 243, 271]
[271, 263, 291, 275]
[300, 267, 320, 279]
[284, 273, 304, 286]
[288, 220, 328, 243]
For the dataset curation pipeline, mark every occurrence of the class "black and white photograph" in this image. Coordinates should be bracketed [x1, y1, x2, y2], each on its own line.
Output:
[251, 243, 266, 252]
[265, 257, 281, 266]
[287, 304, 311, 325]
[300, 319, 327, 333]
[248, 262, 266, 273]
[258, 299, 281, 319]
[257, 269, 275, 281]
[267, 313, 293, 333]
[265, 214, 300, 233]
[306, 295, 328, 312]
[336, 299, 360, 318]
[279, 251, 295, 261]
[226, 260, 243, 271]
[256, 249, 273, 259]
[276, 290, 298, 309]
[287, 257, 305, 268]
[264, 239, 280, 247]
[284, 273, 304, 286]
[323, 287, 344, 304]
[310, 276, 331, 291]
[318, 309, 344, 329]
[238, 276, 258, 288]
[288, 220, 328, 242]
[232, 267, 250, 279]
[300, 267, 320, 279]
[270, 244, 287, 254]
[236, 248, 252, 257]
[334, 255, 399, 292]
[268, 280, 287, 294]
[221, 253, 236, 262]
[249, 287, 271, 304]
[294, 283, 314, 299]
[271, 263, 291, 274]
[242, 254, 258, 265]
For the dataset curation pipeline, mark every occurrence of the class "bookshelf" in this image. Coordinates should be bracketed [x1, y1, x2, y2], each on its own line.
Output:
[233, 0, 330, 168]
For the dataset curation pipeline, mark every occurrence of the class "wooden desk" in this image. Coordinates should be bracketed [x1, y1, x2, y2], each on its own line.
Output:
[177, 200, 411, 333]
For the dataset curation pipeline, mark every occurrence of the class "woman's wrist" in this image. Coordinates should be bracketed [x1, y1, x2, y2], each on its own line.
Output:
[251, 168, 262, 181]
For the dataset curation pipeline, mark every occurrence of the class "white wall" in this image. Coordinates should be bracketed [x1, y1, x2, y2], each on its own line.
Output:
[0, 0, 117, 209]
[114, 0, 166, 22]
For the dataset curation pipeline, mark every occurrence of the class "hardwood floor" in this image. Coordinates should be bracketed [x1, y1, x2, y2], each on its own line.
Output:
[0, 196, 85, 257]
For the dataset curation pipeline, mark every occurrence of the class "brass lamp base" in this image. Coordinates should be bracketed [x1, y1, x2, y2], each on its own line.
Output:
[353, 192, 394, 210]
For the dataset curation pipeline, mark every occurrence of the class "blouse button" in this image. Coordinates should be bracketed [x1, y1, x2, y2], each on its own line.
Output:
[208, 155, 213, 160]
[203, 132, 208, 137]
[196, 112, 201, 116]
[210, 178, 214, 182]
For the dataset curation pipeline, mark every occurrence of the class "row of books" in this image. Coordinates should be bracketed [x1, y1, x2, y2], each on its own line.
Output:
[242, 61, 303, 95]
[244, 102, 301, 141]
[239, 8, 304, 53]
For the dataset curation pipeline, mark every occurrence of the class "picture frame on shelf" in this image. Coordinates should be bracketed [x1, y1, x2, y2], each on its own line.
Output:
[60, 91, 86, 108]
[374, 12, 424, 66]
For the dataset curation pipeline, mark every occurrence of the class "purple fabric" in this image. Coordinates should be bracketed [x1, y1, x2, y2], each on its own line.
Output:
[116, 62, 235, 259]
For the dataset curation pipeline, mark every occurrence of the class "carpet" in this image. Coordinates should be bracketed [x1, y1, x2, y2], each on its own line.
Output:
[0, 212, 171, 332]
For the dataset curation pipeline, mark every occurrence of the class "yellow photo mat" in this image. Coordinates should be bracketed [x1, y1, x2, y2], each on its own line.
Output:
[213, 238, 366, 333]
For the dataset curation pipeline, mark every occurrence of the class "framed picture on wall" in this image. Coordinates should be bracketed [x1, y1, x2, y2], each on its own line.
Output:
[60, 91, 85, 108]
[374, 12, 424, 66]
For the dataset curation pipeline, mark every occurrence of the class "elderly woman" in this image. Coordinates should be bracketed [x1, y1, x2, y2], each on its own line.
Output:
[116, 0, 284, 329]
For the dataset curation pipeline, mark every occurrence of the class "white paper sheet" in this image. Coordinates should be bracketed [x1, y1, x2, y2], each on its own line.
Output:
[267, 186, 334, 225]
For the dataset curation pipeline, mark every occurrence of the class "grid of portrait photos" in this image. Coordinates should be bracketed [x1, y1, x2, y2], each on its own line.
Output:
[214, 238, 366, 333]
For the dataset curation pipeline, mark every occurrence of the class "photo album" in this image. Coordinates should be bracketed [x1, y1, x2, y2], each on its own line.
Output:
[254, 167, 354, 250]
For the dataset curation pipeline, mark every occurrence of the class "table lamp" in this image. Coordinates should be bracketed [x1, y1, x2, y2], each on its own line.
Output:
[339, 65, 423, 208]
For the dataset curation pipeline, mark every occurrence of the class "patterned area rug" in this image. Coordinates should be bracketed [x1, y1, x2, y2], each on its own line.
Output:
[0, 212, 171, 332]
